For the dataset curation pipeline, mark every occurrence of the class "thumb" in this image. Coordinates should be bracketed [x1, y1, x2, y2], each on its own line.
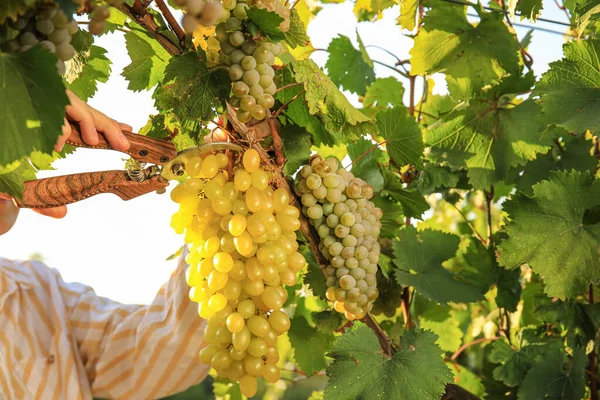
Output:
[32, 206, 68, 219]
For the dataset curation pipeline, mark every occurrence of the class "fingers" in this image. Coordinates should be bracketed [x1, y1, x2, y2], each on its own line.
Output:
[32, 206, 68, 219]
[116, 122, 133, 132]
[55, 118, 73, 152]
[90, 109, 131, 152]
[65, 90, 99, 146]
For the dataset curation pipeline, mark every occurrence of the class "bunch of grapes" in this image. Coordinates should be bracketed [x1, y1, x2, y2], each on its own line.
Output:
[175, 0, 224, 33]
[295, 156, 383, 320]
[169, 149, 306, 397]
[0, 3, 79, 75]
[210, 4, 284, 123]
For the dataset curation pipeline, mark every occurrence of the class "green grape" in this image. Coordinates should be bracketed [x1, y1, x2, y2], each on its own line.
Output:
[256, 63, 274, 76]
[229, 31, 245, 47]
[253, 46, 270, 63]
[257, 93, 274, 109]
[240, 95, 256, 111]
[229, 49, 245, 64]
[35, 18, 54, 35]
[242, 39, 257, 55]
[19, 32, 38, 46]
[264, 82, 277, 95]
[225, 17, 242, 30]
[350, 268, 366, 280]
[223, 0, 237, 10]
[243, 69, 260, 86]
[339, 275, 356, 290]
[55, 43, 74, 61]
[220, 39, 235, 54]
[236, 108, 252, 123]
[215, 23, 228, 41]
[241, 55, 257, 70]
[240, 375, 258, 397]
[249, 84, 264, 98]
[232, 81, 249, 97]
[307, 205, 323, 219]
[233, 3, 249, 19]
[251, 104, 265, 120]
[270, 42, 284, 56]
[345, 257, 358, 269]
[258, 74, 273, 89]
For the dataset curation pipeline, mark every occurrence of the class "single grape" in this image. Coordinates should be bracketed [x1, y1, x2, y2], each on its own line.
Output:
[253, 46, 270, 63]
[251, 104, 265, 120]
[225, 17, 242, 31]
[229, 31, 245, 47]
[240, 95, 256, 111]
[257, 93, 274, 109]
[241, 55, 257, 70]
[242, 39, 257, 55]
[232, 81, 250, 98]
[249, 84, 264, 99]
[242, 69, 260, 86]
[233, 3, 249, 19]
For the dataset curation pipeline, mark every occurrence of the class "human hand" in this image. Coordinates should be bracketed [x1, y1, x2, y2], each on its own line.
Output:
[55, 89, 133, 152]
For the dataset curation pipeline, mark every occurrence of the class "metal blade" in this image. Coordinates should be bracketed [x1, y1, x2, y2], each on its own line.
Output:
[160, 142, 243, 181]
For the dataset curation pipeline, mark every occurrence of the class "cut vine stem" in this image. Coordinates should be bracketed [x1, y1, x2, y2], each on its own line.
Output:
[154, 0, 186, 43]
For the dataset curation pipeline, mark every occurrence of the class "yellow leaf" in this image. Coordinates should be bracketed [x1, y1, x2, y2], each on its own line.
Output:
[311, 144, 348, 160]
[192, 25, 216, 51]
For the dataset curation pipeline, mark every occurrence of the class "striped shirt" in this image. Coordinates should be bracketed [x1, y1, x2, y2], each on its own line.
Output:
[0, 253, 209, 399]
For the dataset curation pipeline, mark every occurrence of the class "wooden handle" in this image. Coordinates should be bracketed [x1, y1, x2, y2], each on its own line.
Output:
[17, 170, 169, 209]
[66, 122, 177, 165]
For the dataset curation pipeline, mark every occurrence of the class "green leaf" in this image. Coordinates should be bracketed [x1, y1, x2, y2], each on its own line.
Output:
[325, 324, 452, 400]
[382, 169, 429, 219]
[399, 0, 418, 30]
[518, 347, 586, 400]
[346, 138, 387, 192]
[417, 164, 460, 194]
[393, 226, 485, 304]
[371, 271, 402, 316]
[488, 340, 543, 387]
[288, 316, 333, 375]
[0, 160, 36, 198]
[68, 46, 112, 101]
[280, 124, 313, 175]
[363, 77, 405, 110]
[574, 0, 600, 32]
[247, 7, 285, 42]
[0, 47, 69, 166]
[425, 99, 551, 189]
[293, 59, 375, 141]
[535, 39, 600, 135]
[0, 0, 35, 24]
[498, 170, 600, 298]
[155, 51, 230, 122]
[377, 106, 424, 169]
[419, 313, 463, 352]
[122, 28, 172, 91]
[301, 244, 327, 299]
[516, 0, 543, 19]
[326, 34, 375, 96]
[312, 310, 344, 333]
[285, 10, 310, 49]
[411, 6, 520, 99]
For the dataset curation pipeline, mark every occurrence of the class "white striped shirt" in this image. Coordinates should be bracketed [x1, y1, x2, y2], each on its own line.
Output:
[0, 254, 209, 399]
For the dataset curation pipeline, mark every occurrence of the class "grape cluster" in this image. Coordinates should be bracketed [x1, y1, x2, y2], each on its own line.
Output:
[0, 3, 79, 75]
[211, 4, 283, 123]
[295, 156, 383, 320]
[175, 0, 224, 33]
[170, 149, 306, 398]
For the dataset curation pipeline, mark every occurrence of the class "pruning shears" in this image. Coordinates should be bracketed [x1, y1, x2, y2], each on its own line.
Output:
[16, 122, 242, 209]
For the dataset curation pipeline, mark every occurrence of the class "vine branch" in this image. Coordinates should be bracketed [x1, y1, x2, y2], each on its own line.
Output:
[451, 337, 500, 361]
[154, 0, 187, 44]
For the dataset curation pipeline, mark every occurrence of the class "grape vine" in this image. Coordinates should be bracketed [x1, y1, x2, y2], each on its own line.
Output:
[2, 0, 600, 399]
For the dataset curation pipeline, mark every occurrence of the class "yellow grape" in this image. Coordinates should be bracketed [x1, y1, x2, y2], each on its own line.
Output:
[201, 154, 219, 178]
[233, 231, 254, 256]
[245, 187, 262, 212]
[232, 326, 251, 350]
[251, 169, 269, 190]
[264, 346, 279, 363]
[212, 198, 232, 215]
[198, 345, 219, 364]
[242, 279, 264, 296]
[234, 169, 252, 191]
[228, 214, 247, 236]
[247, 337, 267, 357]
[222, 279, 242, 300]
[243, 356, 264, 377]
[170, 184, 189, 203]
[239, 375, 258, 397]
[198, 258, 214, 276]
[263, 331, 278, 347]
[208, 270, 228, 291]
[229, 260, 247, 281]
[273, 188, 289, 212]
[216, 153, 229, 168]
[211, 349, 233, 369]
[186, 157, 203, 178]
[243, 149, 260, 172]
[268, 310, 290, 335]
[213, 252, 233, 272]
[208, 293, 227, 311]
[230, 348, 247, 361]
[262, 286, 284, 310]
[248, 315, 270, 337]
[263, 364, 280, 383]
[237, 299, 256, 319]
[226, 312, 245, 333]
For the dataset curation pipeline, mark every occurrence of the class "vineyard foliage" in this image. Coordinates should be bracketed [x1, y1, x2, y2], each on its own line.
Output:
[2, 0, 600, 398]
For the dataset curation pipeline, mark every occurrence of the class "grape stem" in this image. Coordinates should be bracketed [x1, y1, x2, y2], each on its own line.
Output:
[267, 118, 286, 166]
[154, 0, 187, 44]
[273, 82, 304, 94]
[272, 89, 306, 118]
[450, 337, 499, 361]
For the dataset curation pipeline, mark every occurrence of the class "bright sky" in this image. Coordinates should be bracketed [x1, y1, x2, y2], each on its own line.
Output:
[0, 1, 570, 305]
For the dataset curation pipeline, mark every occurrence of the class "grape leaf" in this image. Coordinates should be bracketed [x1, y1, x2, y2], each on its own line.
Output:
[411, 5, 520, 99]
[122, 28, 172, 92]
[68, 46, 112, 101]
[0, 160, 35, 198]
[498, 170, 600, 298]
[280, 124, 312, 175]
[399, 0, 418, 30]
[488, 340, 545, 387]
[363, 77, 405, 110]
[377, 106, 424, 169]
[372, 195, 404, 238]
[382, 169, 429, 219]
[516, 0, 543, 19]
[325, 323, 452, 400]
[425, 99, 551, 190]
[285, 10, 310, 49]
[288, 316, 333, 375]
[247, 8, 285, 42]
[535, 38, 600, 135]
[312, 310, 344, 333]
[393, 226, 485, 304]
[0, 47, 69, 166]
[346, 138, 388, 192]
[518, 347, 586, 400]
[326, 34, 375, 96]
[419, 314, 463, 352]
[417, 164, 460, 194]
[0, 0, 35, 24]
[301, 244, 327, 300]
[293, 59, 375, 140]
[154, 51, 230, 122]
